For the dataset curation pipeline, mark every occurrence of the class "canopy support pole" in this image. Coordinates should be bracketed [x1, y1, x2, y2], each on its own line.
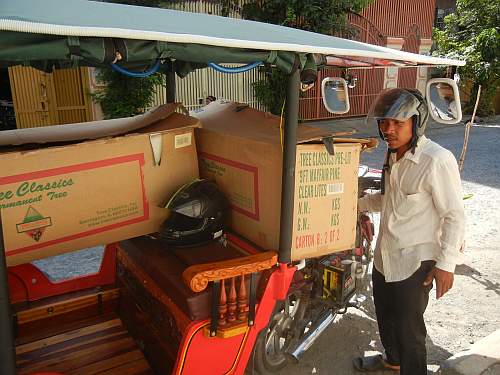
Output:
[166, 61, 176, 103]
[0, 212, 17, 375]
[278, 67, 300, 264]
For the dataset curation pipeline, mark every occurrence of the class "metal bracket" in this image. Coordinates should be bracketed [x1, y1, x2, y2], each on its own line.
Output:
[322, 137, 335, 155]
[248, 273, 258, 326]
[210, 280, 221, 336]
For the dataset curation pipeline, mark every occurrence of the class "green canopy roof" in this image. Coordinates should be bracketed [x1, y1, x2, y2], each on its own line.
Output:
[0, 0, 465, 74]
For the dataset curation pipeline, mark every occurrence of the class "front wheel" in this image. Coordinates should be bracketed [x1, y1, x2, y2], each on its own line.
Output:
[247, 291, 306, 374]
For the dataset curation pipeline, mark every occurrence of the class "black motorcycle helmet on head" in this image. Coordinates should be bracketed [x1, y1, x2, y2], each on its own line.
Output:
[159, 179, 229, 247]
[366, 88, 429, 194]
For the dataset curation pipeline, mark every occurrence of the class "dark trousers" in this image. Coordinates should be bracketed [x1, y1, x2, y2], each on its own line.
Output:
[372, 261, 434, 375]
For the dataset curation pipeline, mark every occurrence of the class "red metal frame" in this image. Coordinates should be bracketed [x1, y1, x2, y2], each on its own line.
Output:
[171, 263, 297, 375]
[9, 231, 295, 374]
[8, 244, 117, 303]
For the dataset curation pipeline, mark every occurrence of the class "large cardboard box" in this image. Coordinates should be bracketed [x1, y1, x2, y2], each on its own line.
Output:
[193, 101, 369, 260]
[1, 104, 199, 266]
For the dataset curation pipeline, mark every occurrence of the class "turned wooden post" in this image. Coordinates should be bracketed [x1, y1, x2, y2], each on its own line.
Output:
[237, 275, 249, 321]
[218, 279, 227, 326]
[227, 277, 237, 323]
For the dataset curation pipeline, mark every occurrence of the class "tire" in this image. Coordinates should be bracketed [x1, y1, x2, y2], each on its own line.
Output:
[247, 291, 306, 374]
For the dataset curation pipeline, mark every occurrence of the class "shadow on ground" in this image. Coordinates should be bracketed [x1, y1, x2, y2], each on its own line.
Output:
[269, 273, 454, 375]
[455, 264, 500, 296]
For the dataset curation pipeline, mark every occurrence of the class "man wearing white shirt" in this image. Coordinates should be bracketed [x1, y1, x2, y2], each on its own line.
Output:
[353, 88, 465, 374]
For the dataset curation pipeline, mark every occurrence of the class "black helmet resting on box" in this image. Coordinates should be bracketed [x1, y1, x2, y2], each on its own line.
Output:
[159, 179, 229, 247]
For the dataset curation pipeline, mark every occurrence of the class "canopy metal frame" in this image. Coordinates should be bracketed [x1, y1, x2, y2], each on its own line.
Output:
[0, 211, 16, 375]
[0, 1, 466, 371]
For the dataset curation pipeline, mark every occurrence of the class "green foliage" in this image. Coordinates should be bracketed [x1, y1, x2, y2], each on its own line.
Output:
[252, 69, 288, 116]
[433, 0, 500, 116]
[241, 0, 373, 114]
[241, 0, 371, 35]
[96, 0, 167, 119]
[92, 68, 165, 119]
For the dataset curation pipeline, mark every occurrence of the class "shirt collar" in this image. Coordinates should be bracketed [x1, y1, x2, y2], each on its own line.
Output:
[390, 135, 429, 164]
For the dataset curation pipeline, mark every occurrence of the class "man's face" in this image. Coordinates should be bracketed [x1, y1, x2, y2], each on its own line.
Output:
[436, 84, 454, 100]
[378, 117, 413, 151]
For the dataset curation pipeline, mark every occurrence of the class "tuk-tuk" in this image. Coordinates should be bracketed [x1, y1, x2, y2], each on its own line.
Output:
[0, 0, 465, 374]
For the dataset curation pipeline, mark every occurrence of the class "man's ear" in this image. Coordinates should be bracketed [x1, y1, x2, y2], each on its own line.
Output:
[377, 120, 386, 141]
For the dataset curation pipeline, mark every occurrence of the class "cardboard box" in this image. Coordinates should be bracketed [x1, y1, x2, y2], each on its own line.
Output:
[193, 101, 368, 260]
[1, 104, 200, 266]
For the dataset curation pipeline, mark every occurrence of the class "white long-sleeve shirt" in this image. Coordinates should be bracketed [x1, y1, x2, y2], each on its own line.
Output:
[358, 136, 465, 282]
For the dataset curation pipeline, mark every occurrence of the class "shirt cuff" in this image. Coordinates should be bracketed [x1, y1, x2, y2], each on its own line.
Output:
[435, 260, 456, 273]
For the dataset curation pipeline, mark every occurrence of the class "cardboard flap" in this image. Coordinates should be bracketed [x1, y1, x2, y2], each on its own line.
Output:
[138, 112, 200, 134]
[192, 100, 280, 143]
[330, 137, 379, 151]
[149, 133, 163, 166]
[193, 100, 377, 151]
[296, 125, 355, 144]
[0, 103, 184, 146]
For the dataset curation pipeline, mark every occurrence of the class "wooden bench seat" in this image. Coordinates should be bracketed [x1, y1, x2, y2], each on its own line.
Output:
[13, 286, 120, 346]
[115, 235, 277, 372]
[117, 235, 275, 322]
[16, 318, 154, 375]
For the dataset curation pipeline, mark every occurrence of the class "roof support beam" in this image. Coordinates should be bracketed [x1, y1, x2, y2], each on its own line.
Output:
[166, 61, 176, 103]
[278, 66, 300, 264]
[0, 212, 17, 375]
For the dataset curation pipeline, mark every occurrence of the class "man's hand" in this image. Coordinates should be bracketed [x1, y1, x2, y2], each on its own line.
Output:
[423, 267, 454, 299]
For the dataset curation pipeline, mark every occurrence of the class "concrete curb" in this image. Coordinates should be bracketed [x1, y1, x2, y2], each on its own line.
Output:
[439, 329, 500, 375]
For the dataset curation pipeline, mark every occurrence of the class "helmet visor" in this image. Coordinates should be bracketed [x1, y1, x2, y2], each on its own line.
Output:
[160, 211, 206, 238]
[367, 88, 421, 124]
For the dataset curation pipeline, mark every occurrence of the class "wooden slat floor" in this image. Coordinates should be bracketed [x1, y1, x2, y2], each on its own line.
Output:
[16, 318, 155, 375]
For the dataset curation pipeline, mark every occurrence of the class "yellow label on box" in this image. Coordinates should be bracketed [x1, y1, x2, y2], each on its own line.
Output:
[175, 133, 192, 149]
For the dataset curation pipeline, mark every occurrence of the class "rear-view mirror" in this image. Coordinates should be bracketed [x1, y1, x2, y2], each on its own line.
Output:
[426, 78, 462, 124]
[322, 77, 350, 114]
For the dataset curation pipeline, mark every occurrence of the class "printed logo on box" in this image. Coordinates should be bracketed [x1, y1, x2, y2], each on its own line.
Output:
[16, 206, 52, 242]
[3, 153, 148, 258]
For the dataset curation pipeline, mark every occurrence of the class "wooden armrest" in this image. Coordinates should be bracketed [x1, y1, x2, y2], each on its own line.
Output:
[182, 251, 277, 292]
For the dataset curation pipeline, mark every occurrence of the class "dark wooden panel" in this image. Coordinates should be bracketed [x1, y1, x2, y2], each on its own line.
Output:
[16, 319, 154, 375]
[119, 288, 176, 375]
[14, 287, 119, 345]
